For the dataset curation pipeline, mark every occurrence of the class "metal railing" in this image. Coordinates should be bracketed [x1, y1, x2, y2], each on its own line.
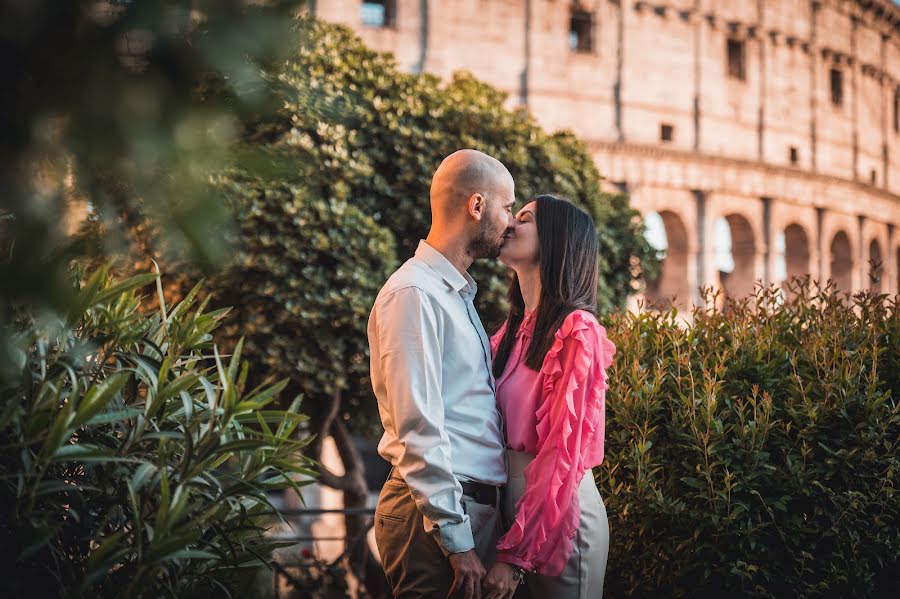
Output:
[271, 507, 378, 598]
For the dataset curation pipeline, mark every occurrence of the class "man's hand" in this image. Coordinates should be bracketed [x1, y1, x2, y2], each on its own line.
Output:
[482, 562, 520, 599]
[447, 549, 486, 599]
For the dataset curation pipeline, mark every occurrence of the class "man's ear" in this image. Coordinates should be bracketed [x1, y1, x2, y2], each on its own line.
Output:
[467, 193, 485, 221]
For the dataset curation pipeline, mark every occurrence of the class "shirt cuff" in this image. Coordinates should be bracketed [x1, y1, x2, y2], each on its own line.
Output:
[495, 552, 534, 572]
[432, 518, 475, 555]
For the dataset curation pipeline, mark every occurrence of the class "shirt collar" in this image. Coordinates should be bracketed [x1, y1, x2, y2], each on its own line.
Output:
[415, 240, 477, 296]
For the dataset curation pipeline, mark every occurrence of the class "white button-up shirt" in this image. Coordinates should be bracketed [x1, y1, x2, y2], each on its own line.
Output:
[368, 240, 506, 554]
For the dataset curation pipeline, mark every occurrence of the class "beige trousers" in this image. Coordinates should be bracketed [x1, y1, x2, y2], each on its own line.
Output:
[374, 472, 501, 598]
[503, 450, 609, 599]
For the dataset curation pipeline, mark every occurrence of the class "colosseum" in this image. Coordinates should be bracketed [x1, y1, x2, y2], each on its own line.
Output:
[315, 0, 900, 307]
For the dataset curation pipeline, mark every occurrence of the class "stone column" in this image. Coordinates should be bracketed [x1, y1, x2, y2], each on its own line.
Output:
[757, 0, 766, 162]
[856, 214, 866, 292]
[815, 206, 825, 284]
[693, 189, 714, 305]
[881, 33, 890, 189]
[810, 1, 820, 172]
[851, 15, 860, 181]
[762, 196, 773, 286]
[614, 0, 625, 142]
[415, 0, 430, 74]
[888, 223, 897, 295]
[692, 0, 702, 151]
[518, 0, 530, 106]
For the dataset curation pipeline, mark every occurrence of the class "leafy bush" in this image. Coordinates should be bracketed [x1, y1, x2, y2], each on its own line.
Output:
[0, 266, 314, 598]
[255, 16, 656, 321]
[92, 15, 657, 436]
[599, 280, 900, 598]
[209, 175, 398, 430]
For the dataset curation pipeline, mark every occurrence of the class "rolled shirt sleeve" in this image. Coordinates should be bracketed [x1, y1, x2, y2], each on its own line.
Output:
[373, 287, 473, 554]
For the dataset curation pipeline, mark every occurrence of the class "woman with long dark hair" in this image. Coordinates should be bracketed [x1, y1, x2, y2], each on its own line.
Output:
[483, 194, 616, 599]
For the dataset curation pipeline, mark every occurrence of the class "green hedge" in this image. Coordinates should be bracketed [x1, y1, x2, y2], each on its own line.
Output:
[598, 281, 900, 598]
[0, 267, 314, 598]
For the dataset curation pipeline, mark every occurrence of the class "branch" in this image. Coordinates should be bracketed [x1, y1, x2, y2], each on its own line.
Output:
[331, 418, 363, 479]
[306, 387, 342, 463]
[316, 464, 355, 491]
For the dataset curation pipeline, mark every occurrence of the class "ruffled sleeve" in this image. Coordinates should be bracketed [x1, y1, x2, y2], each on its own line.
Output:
[489, 320, 508, 359]
[495, 310, 616, 575]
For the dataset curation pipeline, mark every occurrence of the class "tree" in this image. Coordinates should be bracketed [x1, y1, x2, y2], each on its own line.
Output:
[256, 17, 658, 318]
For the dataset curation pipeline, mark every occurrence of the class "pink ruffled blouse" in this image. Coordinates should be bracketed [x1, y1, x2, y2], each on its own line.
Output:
[489, 309, 616, 576]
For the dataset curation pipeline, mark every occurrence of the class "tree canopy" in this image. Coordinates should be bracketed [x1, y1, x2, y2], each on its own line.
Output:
[203, 17, 658, 431]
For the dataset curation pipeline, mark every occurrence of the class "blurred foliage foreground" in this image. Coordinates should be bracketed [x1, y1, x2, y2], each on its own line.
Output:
[598, 280, 900, 598]
[0, 268, 315, 598]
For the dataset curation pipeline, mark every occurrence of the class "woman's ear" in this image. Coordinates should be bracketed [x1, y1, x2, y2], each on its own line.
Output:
[467, 193, 485, 221]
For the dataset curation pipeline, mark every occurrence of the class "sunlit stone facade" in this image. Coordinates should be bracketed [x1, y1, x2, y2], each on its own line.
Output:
[319, 0, 900, 305]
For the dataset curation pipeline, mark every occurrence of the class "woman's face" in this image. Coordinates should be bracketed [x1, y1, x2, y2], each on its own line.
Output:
[499, 201, 539, 268]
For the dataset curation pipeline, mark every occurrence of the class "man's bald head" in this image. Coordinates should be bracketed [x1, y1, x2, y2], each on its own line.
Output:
[430, 149, 514, 222]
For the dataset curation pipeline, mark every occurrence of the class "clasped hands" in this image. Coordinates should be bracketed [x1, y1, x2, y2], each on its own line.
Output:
[482, 561, 521, 599]
[448, 550, 521, 599]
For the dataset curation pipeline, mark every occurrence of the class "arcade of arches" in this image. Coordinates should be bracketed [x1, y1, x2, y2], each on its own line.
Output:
[643, 204, 896, 307]
[597, 146, 900, 309]
[637, 190, 897, 307]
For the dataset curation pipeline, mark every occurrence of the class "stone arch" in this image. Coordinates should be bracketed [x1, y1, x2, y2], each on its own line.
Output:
[644, 210, 691, 309]
[718, 213, 757, 298]
[770, 202, 820, 285]
[628, 184, 698, 309]
[705, 194, 765, 301]
[868, 238, 884, 293]
[829, 231, 853, 292]
[821, 211, 860, 294]
[782, 223, 810, 291]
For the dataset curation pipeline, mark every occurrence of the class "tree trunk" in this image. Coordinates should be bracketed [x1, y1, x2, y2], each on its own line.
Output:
[308, 389, 389, 599]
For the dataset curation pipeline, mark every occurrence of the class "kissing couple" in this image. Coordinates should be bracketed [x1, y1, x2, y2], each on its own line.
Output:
[368, 149, 616, 598]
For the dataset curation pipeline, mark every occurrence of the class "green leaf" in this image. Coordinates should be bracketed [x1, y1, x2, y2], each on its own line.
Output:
[132, 462, 158, 492]
[73, 371, 131, 428]
[86, 407, 143, 426]
[93, 273, 158, 308]
[168, 549, 219, 560]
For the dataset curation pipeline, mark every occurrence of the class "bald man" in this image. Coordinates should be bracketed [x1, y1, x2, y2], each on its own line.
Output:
[368, 150, 516, 598]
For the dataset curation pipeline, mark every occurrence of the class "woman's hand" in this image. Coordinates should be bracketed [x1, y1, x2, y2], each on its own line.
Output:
[482, 561, 521, 599]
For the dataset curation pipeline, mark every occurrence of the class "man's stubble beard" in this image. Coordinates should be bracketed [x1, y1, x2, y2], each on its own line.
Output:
[467, 215, 504, 260]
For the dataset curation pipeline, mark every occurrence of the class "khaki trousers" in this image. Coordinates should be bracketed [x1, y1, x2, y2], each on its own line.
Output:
[504, 450, 609, 599]
[374, 473, 501, 598]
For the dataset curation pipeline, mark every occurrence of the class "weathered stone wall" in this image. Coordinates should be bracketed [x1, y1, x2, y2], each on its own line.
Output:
[322, 0, 900, 300]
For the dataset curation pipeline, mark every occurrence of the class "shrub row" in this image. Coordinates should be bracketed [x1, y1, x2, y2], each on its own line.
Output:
[599, 281, 900, 598]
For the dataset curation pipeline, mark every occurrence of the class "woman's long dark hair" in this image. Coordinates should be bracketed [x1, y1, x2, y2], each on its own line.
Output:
[492, 194, 599, 378]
